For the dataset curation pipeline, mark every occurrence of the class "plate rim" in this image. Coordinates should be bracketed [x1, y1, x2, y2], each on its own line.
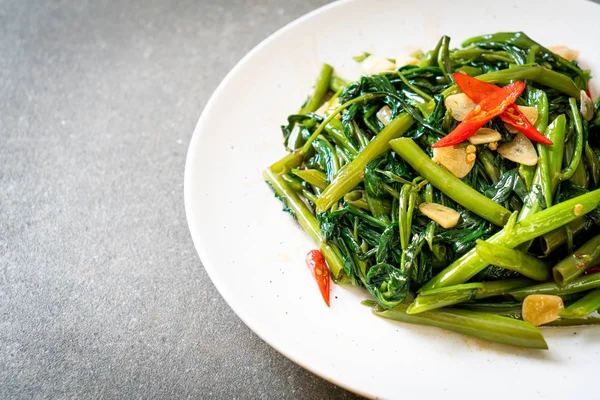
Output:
[184, 0, 600, 397]
[183, 0, 369, 397]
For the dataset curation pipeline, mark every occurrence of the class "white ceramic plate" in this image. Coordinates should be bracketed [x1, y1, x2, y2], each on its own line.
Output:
[185, 0, 600, 398]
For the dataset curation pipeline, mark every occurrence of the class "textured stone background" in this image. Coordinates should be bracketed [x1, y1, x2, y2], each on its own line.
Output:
[0, 0, 361, 398]
[4, 0, 600, 398]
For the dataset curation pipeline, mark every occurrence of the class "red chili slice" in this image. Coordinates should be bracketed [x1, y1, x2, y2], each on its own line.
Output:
[585, 266, 600, 275]
[305, 250, 331, 307]
[453, 73, 552, 145]
[453, 72, 498, 101]
[433, 81, 525, 148]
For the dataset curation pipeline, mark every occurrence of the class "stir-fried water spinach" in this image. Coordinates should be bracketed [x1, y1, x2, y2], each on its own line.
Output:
[264, 32, 600, 349]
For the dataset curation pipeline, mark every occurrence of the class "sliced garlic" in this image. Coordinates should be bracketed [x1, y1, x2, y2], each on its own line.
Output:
[315, 98, 341, 119]
[468, 128, 502, 145]
[580, 90, 594, 122]
[444, 93, 476, 121]
[549, 45, 579, 62]
[360, 55, 396, 75]
[394, 53, 419, 68]
[497, 133, 538, 166]
[376, 105, 393, 126]
[432, 146, 476, 178]
[522, 294, 564, 326]
[418, 202, 461, 229]
[505, 106, 539, 133]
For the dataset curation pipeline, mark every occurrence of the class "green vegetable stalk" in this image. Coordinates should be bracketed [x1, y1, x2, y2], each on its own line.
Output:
[324, 118, 359, 156]
[519, 88, 549, 193]
[390, 138, 511, 226]
[299, 64, 333, 114]
[316, 114, 414, 212]
[437, 35, 453, 83]
[463, 32, 588, 82]
[442, 64, 580, 98]
[343, 191, 370, 211]
[407, 279, 532, 314]
[312, 137, 339, 182]
[585, 143, 600, 187]
[552, 234, 600, 286]
[421, 189, 600, 290]
[272, 93, 390, 173]
[329, 75, 350, 93]
[475, 241, 550, 281]
[509, 272, 600, 301]
[461, 302, 600, 326]
[265, 31, 600, 348]
[374, 303, 548, 349]
[518, 115, 566, 221]
[478, 149, 500, 183]
[559, 98, 585, 182]
[560, 289, 600, 319]
[291, 169, 328, 190]
[541, 217, 592, 256]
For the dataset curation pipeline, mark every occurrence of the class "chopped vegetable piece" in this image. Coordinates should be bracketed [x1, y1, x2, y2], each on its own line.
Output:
[418, 202, 460, 229]
[305, 250, 331, 307]
[432, 146, 476, 178]
[522, 294, 564, 326]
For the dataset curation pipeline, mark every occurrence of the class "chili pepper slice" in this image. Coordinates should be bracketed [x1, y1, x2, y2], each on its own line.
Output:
[586, 81, 591, 99]
[499, 107, 553, 145]
[305, 249, 331, 307]
[433, 81, 526, 148]
[453, 71, 498, 100]
[453, 73, 552, 145]
[585, 266, 600, 275]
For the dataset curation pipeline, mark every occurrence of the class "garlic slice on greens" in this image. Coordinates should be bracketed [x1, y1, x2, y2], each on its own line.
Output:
[419, 202, 461, 229]
[497, 133, 538, 166]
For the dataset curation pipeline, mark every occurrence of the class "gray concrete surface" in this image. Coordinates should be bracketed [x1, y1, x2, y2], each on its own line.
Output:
[0, 0, 361, 398]
[5, 0, 600, 398]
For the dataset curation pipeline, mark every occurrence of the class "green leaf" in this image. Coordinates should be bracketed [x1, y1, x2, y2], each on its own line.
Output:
[366, 263, 410, 309]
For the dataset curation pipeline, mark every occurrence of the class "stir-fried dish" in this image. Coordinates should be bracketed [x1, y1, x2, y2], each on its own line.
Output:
[264, 32, 600, 349]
